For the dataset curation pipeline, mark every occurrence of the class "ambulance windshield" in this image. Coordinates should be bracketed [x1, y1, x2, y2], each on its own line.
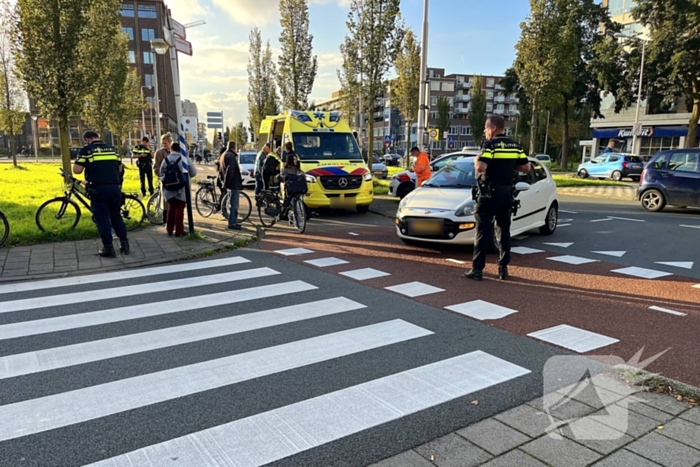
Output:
[292, 132, 363, 161]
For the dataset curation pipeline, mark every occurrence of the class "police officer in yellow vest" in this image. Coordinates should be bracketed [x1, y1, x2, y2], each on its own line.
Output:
[132, 136, 154, 197]
[464, 116, 530, 281]
[73, 130, 129, 258]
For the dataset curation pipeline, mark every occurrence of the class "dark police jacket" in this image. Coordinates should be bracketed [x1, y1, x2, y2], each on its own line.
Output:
[478, 134, 529, 187]
[75, 140, 122, 186]
[132, 144, 153, 168]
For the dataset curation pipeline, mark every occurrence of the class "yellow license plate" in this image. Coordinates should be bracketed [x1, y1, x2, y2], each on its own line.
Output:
[409, 219, 443, 235]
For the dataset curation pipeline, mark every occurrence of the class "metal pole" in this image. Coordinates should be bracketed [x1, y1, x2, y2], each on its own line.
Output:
[632, 40, 646, 154]
[32, 117, 38, 162]
[152, 52, 162, 142]
[149, 102, 154, 138]
[544, 110, 550, 153]
[416, 0, 429, 151]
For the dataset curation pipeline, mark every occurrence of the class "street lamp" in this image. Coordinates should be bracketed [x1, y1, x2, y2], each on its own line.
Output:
[150, 38, 169, 142]
[140, 86, 152, 138]
[615, 32, 648, 154]
[416, 0, 429, 152]
[31, 115, 38, 162]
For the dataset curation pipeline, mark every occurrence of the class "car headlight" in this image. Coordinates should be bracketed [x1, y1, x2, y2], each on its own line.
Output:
[398, 197, 408, 210]
[363, 173, 373, 182]
[455, 200, 476, 217]
[306, 174, 317, 183]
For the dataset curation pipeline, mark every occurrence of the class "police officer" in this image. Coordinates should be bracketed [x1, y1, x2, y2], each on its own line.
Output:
[132, 136, 154, 197]
[464, 116, 530, 281]
[73, 131, 129, 258]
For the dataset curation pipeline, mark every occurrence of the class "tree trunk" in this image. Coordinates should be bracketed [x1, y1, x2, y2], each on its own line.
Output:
[10, 130, 17, 168]
[59, 114, 72, 181]
[366, 98, 373, 172]
[686, 86, 699, 148]
[560, 99, 569, 171]
[528, 99, 538, 157]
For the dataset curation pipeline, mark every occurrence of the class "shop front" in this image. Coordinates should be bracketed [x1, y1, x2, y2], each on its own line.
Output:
[592, 125, 699, 160]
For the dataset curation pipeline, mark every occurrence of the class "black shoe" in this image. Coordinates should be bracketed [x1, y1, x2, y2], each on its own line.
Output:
[464, 269, 483, 281]
[498, 265, 509, 280]
[227, 224, 242, 230]
[98, 245, 117, 258]
[120, 239, 130, 255]
[175, 231, 189, 238]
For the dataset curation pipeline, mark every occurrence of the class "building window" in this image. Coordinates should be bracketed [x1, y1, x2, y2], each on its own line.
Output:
[486, 91, 494, 100]
[121, 27, 134, 40]
[128, 50, 136, 63]
[639, 136, 681, 158]
[430, 111, 438, 119]
[430, 81, 440, 91]
[143, 51, 154, 64]
[486, 103, 493, 113]
[142, 28, 155, 41]
[144, 74, 154, 87]
[442, 82, 454, 92]
[496, 104, 505, 113]
[120, 4, 134, 16]
[448, 112, 453, 119]
[431, 140, 442, 150]
[138, 4, 157, 18]
[430, 96, 438, 106]
[450, 126, 459, 135]
[486, 77, 495, 88]
[463, 127, 472, 135]
[607, 0, 633, 16]
[448, 97, 454, 106]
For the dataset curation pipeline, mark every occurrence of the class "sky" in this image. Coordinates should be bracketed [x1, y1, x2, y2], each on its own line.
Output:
[165, 0, 531, 129]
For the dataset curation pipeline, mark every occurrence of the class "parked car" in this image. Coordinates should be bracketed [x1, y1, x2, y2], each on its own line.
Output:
[535, 154, 551, 168]
[395, 157, 559, 245]
[370, 156, 388, 179]
[382, 153, 404, 166]
[388, 149, 480, 199]
[238, 151, 257, 188]
[577, 153, 644, 181]
[637, 149, 700, 212]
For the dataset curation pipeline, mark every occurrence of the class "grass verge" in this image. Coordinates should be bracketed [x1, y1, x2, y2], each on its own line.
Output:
[552, 175, 627, 188]
[373, 178, 390, 196]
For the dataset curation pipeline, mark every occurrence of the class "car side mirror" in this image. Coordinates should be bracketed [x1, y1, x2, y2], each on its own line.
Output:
[515, 182, 530, 192]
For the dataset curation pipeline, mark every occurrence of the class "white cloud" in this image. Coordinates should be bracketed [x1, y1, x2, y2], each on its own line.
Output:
[317, 52, 343, 68]
[211, 0, 280, 26]
[165, 0, 209, 21]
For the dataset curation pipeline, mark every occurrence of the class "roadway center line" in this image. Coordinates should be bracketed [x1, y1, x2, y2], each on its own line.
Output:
[607, 216, 645, 222]
[649, 306, 686, 317]
[680, 225, 700, 230]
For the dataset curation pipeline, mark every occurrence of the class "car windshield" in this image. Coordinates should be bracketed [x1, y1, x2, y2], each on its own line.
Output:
[239, 152, 256, 164]
[536, 155, 549, 160]
[372, 156, 381, 163]
[422, 158, 477, 188]
[292, 132, 363, 161]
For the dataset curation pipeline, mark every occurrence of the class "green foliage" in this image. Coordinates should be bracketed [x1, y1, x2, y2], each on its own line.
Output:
[468, 76, 488, 146]
[391, 28, 420, 147]
[233, 122, 246, 147]
[277, 0, 317, 111]
[436, 96, 451, 140]
[108, 70, 144, 150]
[0, 1, 26, 168]
[247, 27, 279, 139]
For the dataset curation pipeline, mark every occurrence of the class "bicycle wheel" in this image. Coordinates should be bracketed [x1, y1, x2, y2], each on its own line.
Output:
[36, 197, 81, 233]
[195, 187, 216, 218]
[221, 191, 231, 220]
[146, 192, 165, 225]
[238, 191, 252, 223]
[257, 193, 279, 228]
[0, 211, 8, 247]
[121, 194, 146, 231]
[292, 197, 307, 234]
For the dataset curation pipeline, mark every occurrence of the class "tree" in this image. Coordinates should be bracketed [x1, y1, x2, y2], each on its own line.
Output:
[107, 70, 144, 154]
[224, 126, 231, 144]
[13, 0, 122, 176]
[233, 121, 246, 147]
[435, 96, 451, 150]
[340, 0, 402, 170]
[632, 0, 700, 148]
[514, 0, 577, 156]
[468, 76, 488, 146]
[247, 27, 279, 141]
[0, 1, 25, 168]
[277, 0, 317, 111]
[391, 28, 420, 164]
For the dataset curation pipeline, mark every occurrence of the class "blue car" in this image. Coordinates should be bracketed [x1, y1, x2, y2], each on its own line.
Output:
[638, 149, 700, 212]
[577, 153, 644, 181]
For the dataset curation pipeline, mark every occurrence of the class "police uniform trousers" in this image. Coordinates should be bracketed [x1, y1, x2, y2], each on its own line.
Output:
[138, 162, 154, 197]
[472, 187, 513, 272]
[89, 184, 128, 247]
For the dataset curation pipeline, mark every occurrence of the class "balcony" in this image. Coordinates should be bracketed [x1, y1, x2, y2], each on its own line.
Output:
[495, 84, 503, 90]
[494, 96, 505, 103]
[455, 94, 471, 102]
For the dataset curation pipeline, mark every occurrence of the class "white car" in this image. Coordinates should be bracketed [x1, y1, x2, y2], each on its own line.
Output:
[388, 149, 481, 199]
[395, 156, 559, 245]
[239, 151, 257, 188]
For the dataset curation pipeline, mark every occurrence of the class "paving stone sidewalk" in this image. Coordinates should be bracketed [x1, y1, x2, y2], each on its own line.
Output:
[371, 373, 700, 467]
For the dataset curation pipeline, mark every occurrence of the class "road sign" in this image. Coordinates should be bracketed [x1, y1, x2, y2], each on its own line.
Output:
[448, 136, 455, 149]
[170, 18, 186, 39]
[174, 35, 193, 56]
[428, 129, 439, 141]
[207, 112, 223, 129]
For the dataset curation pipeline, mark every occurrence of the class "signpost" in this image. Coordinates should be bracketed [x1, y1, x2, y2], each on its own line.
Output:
[207, 111, 224, 130]
[447, 135, 454, 150]
[174, 35, 193, 56]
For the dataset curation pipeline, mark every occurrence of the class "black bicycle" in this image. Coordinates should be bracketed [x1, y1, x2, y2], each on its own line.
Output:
[36, 169, 146, 233]
[0, 210, 8, 247]
[257, 185, 306, 233]
[146, 184, 165, 225]
[195, 175, 252, 223]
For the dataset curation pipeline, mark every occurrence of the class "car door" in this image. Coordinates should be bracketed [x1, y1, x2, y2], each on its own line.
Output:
[602, 155, 621, 178]
[587, 156, 608, 176]
[511, 168, 538, 233]
[662, 151, 700, 206]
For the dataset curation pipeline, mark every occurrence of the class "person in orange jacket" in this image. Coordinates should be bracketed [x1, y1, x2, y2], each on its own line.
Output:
[410, 146, 432, 187]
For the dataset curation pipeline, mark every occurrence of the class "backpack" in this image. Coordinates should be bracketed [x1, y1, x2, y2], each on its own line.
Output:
[162, 156, 185, 191]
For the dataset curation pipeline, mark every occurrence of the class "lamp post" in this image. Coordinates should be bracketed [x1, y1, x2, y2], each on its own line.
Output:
[615, 32, 648, 154]
[31, 115, 38, 162]
[150, 38, 169, 142]
[140, 86, 152, 138]
[416, 0, 429, 152]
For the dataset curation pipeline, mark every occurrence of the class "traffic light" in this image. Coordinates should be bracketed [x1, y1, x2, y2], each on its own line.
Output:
[218, 132, 222, 141]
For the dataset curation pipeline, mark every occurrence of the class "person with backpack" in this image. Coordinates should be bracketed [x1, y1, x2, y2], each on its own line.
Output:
[159, 142, 197, 237]
[262, 147, 282, 191]
[219, 141, 243, 230]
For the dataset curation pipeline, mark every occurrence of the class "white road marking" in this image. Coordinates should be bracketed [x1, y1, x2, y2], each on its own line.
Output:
[348, 232, 360, 236]
[0, 297, 367, 379]
[557, 223, 572, 227]
[590, 218, 613, 223]
[547, 255, 598, 265]
[528, 325, 619, 353]
[611, 266, 673, 279]
[558, 218, 574, 223]
[274, 248, 315, 256]
[385, 282, 445, 298]
[445, 300, 517, 320]
[559, 209, 577, 214]
[304, 257, 349, 268]
[608, 216, 645, 223]
[0, 281, 316, 340]
[0, 256, 250, 295]
[0, 268, 280, 314]
[655, 262, 693, 270]
[511, 247, 544, 255]
[0, 320, 432, 443]
[680, 225, 700, 230]
[649, 306, 686, 317]
[446, 258, 466, 264]
[339, 268, 390, 281]
[85, 351, 530, 467]
[592, 251, 626, 257]
[544, 242, 574, 248]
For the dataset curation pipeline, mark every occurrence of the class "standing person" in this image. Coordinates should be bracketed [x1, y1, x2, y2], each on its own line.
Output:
[464, 116, 530, 282]
[73, 130, 128, 258]
[160, 142, 197, 237]
[281, 141, 295, 165]
[219, 141, 243, 230]
[132, 137, 154, 197]
[410, 146, 432, 187]
[602, 140, 615, 154]
[154, 133, 172, 222]
[262, 145, 282, 190]
[254, 142, 271, 196]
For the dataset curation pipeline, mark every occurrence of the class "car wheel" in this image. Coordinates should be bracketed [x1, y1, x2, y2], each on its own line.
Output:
[611, 170, 622, 181]
[397, 182, 414, 199]
[578, 169, 588, 179]
[640, 189, 666, 212]
[539, 203, 558, 235]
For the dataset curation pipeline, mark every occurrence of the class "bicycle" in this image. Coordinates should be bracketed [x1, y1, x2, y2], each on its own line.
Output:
[0, 210, 8, 247]
[257, 184, 306, 234]
[35, 169, 146, 233]
[146, 184, 165, 225]
[195, 175, 252, 223]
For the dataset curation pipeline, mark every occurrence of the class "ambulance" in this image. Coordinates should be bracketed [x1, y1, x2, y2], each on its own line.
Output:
[258, 110, 373, 213]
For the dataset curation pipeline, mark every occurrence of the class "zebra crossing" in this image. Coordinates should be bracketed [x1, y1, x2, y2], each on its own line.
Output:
[0, 251, 555, 466]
